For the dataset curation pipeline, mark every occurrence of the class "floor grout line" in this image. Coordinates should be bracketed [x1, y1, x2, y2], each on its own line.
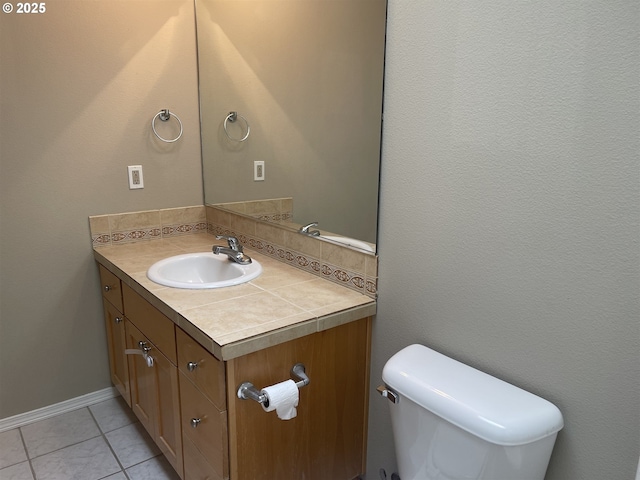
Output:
[87, 405, 128, 480]
[17, 426, 37, 480]
[0, 398, 178, 480]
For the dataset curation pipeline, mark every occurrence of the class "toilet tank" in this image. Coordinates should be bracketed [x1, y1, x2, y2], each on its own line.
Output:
[382, 344, 563, 480]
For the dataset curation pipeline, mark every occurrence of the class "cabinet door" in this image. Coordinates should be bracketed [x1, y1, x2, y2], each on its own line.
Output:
[125, 320, 184, 478]
[227, 317, 372, 480]
[125, 321, 156, 435]
[154, 348, 184, 477]
[103, 300, 130, 406]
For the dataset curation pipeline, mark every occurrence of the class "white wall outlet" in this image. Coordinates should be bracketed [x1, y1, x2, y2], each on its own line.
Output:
[128, 165, 144, 189]
[254, 161, 265, 181]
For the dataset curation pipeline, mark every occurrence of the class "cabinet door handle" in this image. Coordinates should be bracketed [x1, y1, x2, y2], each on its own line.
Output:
[138, 341, 152, 354]
[187, 361, 198, 372]
[104, 285, 112, 292]
[114, 316, 123, 324]
[190, 418, 201, 428]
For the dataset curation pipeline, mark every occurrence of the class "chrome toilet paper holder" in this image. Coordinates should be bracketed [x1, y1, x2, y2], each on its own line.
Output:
[237, 363, 310, 408]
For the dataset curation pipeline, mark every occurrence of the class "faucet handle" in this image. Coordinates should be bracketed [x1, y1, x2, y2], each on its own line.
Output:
[299, 222, 320, 236]
[216, 235, 241, 251]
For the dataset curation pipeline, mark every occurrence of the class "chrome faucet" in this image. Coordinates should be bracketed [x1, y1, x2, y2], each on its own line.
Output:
[212, 235, 252, 265]
[299, 222, 320, 236]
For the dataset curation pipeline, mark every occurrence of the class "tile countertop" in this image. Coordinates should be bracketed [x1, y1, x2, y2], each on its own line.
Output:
[94, 233, 376, 361]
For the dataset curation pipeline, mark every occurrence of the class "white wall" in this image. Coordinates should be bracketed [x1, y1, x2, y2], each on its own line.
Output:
[369, 1, 639, 479]
[0, 0, 202, 418]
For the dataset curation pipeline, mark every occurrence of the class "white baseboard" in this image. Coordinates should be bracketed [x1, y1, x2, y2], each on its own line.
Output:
[0, 387, 118, 433]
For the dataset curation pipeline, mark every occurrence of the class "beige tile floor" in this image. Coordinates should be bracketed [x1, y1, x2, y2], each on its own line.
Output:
[0, 397, 180, 480]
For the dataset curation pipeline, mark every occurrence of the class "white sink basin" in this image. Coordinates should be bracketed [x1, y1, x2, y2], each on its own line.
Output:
[321, 235, 375, 253]
[147, 252, 262, 289]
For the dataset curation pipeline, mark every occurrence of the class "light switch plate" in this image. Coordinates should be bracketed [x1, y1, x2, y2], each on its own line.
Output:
[254, 161, 265, 181]
[128, 165, 144, 189]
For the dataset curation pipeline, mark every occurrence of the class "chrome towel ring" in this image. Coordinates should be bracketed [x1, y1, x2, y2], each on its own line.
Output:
[223, 111, 250, 142]
[152, 109, 183, 143]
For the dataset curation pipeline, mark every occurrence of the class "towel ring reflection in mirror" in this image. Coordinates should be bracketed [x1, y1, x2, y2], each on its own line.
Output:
[152, 109, 183, 143]
[223, 111, 250, 142]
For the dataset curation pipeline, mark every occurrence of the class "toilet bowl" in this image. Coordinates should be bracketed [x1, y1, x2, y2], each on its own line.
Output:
[379, 344, 563, 480]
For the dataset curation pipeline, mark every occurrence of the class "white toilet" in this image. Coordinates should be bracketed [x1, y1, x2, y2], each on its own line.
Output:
[379, 344, 564, 480]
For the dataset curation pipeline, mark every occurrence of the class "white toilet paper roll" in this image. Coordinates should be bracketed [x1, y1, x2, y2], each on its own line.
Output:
[261, 379, 299, 420]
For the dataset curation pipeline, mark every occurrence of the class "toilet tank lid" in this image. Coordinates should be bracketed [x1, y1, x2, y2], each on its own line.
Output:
[382, 344, 564, 446]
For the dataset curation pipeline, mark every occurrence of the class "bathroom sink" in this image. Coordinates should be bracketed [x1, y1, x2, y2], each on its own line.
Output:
[321, 235, 375, 253]
[147, 252, 262, 289]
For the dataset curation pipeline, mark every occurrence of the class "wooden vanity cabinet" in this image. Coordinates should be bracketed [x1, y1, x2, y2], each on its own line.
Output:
[123, 284, 183, 478]
[177, 328, 228, 480]
[177, 317, 371, 480]
[227, 317, 371, 480]
[98, 265, 371, 480]
[99, 265, 130, 406]
[99, 264, 123, 311]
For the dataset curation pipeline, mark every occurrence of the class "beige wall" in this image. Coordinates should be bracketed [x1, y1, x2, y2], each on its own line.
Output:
[369, 1, 639, 479]
[0, 0, 202, 418]
[1, 1, 638, 479]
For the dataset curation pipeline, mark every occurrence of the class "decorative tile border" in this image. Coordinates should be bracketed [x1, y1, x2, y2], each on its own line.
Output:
[92, 233, 112, 247]
[215, 198, 293, 224]
[89, 206, 207, 248]
[208, 221, 377, 298]
[254, 212, 293, 223]
[161, 222, 208, 237]
[89, 204, 377, 298]
[110, 227, 162, 243]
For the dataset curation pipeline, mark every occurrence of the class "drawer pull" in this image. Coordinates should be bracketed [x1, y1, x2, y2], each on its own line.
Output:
[125, 344, 154, 367]
[114, 316, 123, 324]
[190, 418, 201, 428]
[187, 361, 198, 372]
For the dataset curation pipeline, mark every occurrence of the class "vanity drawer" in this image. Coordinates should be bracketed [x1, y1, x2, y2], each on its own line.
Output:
[177, 328, 226, 410]
[183, 435, 223, 480]
[99, 265, 123, 311]
[123, 283, 177, 364]
[179, 371, 228, 480]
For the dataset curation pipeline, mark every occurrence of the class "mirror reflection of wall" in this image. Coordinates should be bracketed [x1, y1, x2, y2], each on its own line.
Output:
[197, 0, 387, 246]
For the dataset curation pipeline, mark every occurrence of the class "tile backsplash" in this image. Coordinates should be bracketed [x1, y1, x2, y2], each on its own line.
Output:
[214, 198, 293, 223]
[206, 204, 377, 298]
[89, 206, 206, 247]
[89, 204, 377, 298]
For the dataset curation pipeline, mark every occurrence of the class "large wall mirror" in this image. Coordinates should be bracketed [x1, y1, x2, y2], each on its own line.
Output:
[196, 0, 387, 252]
